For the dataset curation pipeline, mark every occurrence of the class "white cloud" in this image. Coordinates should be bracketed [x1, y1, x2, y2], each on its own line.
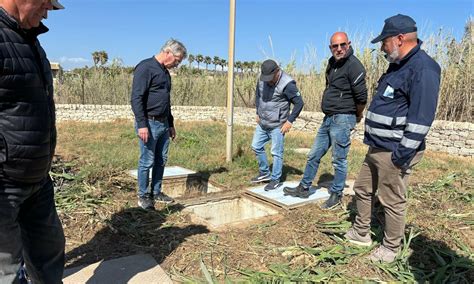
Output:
[59, 56, 90, 63]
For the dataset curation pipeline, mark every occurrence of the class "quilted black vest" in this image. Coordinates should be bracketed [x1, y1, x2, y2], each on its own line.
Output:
[0, 8, 56, 184]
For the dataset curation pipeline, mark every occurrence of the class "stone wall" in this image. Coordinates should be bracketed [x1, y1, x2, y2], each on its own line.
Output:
[56, 104, 474, 157]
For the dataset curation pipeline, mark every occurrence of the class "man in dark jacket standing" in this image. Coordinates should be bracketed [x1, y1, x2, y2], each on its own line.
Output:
[344, 14, 441, 263]
[131, 39, 187, 210]
[284, 32, 367, 209]
[0, 0, 65, 283]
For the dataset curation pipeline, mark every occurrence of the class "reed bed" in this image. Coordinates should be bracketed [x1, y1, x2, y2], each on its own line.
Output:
[54, 22, 472, 122]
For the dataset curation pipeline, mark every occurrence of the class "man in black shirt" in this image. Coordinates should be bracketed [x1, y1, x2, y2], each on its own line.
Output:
[284, 32, 367, 209]
[131, 39, 186, 209]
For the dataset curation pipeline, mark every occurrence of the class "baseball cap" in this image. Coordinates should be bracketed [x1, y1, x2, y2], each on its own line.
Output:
[371, 14, 417, 43]
[52, 0, 65, 10]
[260, 59, 279, 82]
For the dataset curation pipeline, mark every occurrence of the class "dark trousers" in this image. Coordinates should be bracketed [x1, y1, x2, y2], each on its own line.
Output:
[0, 175, 65, 284]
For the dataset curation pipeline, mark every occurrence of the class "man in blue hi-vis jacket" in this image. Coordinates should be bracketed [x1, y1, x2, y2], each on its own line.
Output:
[344, 14, 441, 263]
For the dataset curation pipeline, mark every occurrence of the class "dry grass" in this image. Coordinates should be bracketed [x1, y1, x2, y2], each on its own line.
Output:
[54, 120, 473, 282]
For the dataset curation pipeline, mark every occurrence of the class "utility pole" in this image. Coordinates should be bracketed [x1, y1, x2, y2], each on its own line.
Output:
[226, 0, 236, 162]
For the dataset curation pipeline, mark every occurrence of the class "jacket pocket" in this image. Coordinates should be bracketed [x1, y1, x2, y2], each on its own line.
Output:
[385, 76, 406, 98]
[260, 102, 280, 123]
[0, 133, 7, 163]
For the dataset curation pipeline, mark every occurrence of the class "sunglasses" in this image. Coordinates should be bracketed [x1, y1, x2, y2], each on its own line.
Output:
[330, 42, 348, 50]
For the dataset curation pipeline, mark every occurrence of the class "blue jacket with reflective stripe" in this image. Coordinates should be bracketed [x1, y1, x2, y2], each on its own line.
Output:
[364, 41, 441, 168]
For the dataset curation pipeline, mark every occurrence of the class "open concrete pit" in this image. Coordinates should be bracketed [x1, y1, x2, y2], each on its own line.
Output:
[130, 166, 284, 230]
[183, 196, 280, 231]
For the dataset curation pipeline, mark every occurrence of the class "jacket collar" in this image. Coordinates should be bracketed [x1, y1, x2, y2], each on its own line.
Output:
[328, 46, 354, 67]
[0, 7, 49, 39]
[389, 39, 422, 68]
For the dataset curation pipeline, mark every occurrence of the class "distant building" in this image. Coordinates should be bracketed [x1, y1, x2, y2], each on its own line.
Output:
[50, 62, 61, 79]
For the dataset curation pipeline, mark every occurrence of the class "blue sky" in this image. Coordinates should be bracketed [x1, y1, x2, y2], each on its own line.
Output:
[40, 0, 472, 70]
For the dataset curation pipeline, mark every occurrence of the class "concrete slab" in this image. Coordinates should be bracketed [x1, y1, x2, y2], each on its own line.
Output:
[63, 254, 172, 284]
[246, 181, 330, 209]
[128, 166, 196, 179]
[292, 148, 311, 155]
[246, 179, 355, 210]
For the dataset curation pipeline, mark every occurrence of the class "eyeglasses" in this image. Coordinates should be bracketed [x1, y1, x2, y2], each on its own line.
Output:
[330, 42, 348, 50]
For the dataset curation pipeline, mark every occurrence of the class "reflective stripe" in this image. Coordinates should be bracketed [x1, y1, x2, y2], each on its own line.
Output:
[396, 117, 407, 125]
[366, 111, 407, 126]
[354, 72, 364, 84]
[406, 123, 430, 134]
[366, 111, 392, 125]
[401, 137, 422, 149]
[365, 125, 403, 139]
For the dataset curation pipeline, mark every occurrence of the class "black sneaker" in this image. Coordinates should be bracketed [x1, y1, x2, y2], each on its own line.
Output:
[250, 172, 271, 183]
[283, 184, 311, 198]
[321, 192, 342, 209]
[137, 197, 155, 210]
[264, 180, 282, 191]
[154, 193, 175, 204]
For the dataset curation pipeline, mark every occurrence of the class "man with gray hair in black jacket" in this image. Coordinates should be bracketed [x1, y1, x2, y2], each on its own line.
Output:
[0, 0, 65, 283]
[284, 32, 367, 209]
[131, 39, 187, 209]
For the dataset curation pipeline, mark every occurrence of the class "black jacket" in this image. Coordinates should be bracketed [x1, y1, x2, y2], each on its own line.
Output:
[321, 47, 367, 115]
[131, 57, 174, 129]
[0, 8, 56, 183]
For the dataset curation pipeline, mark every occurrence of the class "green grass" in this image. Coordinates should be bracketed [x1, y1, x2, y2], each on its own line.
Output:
[56, 120, 474, 282]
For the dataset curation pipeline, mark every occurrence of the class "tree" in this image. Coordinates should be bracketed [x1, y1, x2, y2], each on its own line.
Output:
[213, 56, 220, 71]
[99, 51, 108, 66]
[243, 61, 251, 73]
[91, 50, 108, 67]
[253, 61, 260, 73]
[196, 54, 204, 70]
[188, 54, 195, 68]
[91, 51, 100, 67]
[220, 59, 227, 71]
[204, 56, 212, 70]
[235, 61, 242, 73]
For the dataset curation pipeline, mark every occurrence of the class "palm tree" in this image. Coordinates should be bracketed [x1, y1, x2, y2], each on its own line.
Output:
[253, 61, 260, 73]
[98, 51, 108, 66]
[220, 59, 227, 71]
[196, 54, 204, 70]
[235, 61, 242, 73]
[91, 51, 100, 67]
[212, 56, 220, 72]
[188, 54, 195, 68]
[91, 50, 108, 67]
[204, 56, 212, 70]
[243, 61, 251, 73]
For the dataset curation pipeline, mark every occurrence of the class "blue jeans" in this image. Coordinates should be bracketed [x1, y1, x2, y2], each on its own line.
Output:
[136, 119, 170, 198]
[0, 175, 65, 284]
[301, 114, 356, 194]
[251, 124, 285, 181]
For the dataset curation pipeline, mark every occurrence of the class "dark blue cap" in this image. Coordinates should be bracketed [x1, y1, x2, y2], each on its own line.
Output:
[371, 14, 417, 43]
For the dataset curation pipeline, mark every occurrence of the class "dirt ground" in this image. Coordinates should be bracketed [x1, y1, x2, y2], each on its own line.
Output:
[56, 159, 473, 282]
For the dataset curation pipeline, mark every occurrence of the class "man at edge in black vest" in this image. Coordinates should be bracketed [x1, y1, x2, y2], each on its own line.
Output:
[0, 0, 66, 283]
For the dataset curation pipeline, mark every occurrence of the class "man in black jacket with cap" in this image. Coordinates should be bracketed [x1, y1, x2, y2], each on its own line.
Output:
[0, 0, 65, 283]
[284, 32, 367, 209]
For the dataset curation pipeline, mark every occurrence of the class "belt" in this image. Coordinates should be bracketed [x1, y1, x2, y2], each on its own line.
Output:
[147, 115, 167, 122]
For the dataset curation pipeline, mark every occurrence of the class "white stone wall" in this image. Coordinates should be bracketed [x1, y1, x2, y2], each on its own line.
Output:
[56, 104, 474, 157]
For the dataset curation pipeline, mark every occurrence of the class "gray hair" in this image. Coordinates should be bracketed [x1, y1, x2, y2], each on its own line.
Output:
[161, 38, 187, 59]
